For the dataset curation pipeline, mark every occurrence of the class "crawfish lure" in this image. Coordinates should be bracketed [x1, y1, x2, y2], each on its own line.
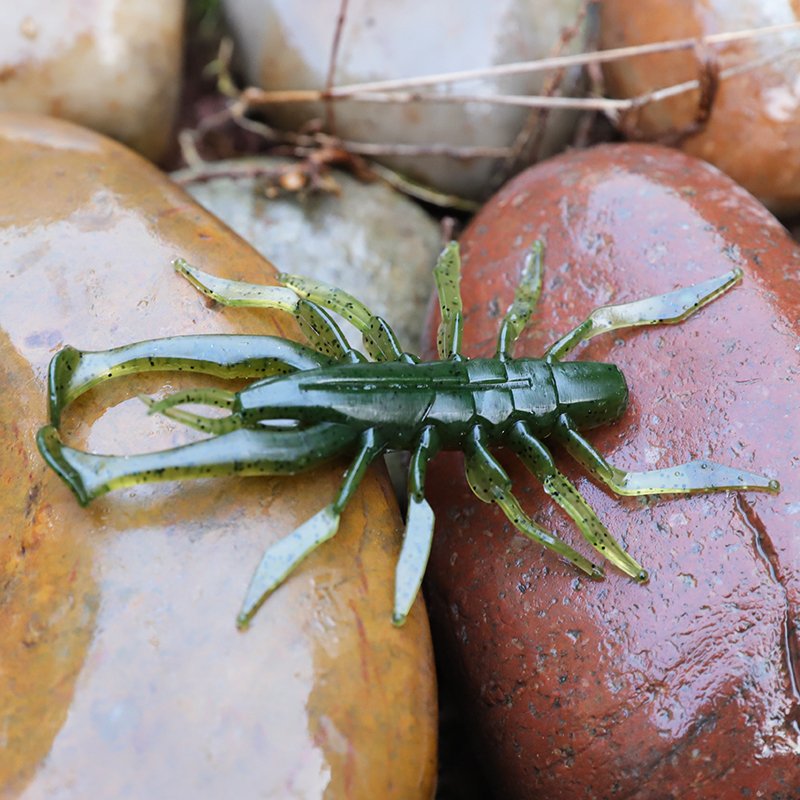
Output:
[37, 241, 780, 628]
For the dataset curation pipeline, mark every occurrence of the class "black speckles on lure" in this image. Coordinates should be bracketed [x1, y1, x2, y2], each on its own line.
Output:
[36, 241, 780, 629]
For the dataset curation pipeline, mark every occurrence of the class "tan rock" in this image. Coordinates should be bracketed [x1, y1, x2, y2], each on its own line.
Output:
[0, 1, 184, 163]
[0, 113, 437, 800]
[600, 0, 800, 214]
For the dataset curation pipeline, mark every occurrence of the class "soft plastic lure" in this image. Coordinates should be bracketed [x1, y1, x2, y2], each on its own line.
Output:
[37, 241, 779, 628]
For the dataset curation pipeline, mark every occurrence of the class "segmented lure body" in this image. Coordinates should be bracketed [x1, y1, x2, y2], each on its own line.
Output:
[37, 241, 780, 628]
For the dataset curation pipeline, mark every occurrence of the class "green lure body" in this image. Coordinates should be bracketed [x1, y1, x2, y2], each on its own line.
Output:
[37, 241, 780, 628]
[232, 357, 628, 449]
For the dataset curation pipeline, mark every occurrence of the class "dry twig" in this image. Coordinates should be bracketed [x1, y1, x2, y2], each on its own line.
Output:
[241, 21, 800, 103]
[177, 19, 800, 208]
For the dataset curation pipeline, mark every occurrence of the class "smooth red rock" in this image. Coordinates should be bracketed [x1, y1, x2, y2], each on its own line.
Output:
[423, 143, 800, 799]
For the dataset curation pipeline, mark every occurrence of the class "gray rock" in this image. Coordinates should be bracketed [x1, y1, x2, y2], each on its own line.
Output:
[173, 157, 442, 355]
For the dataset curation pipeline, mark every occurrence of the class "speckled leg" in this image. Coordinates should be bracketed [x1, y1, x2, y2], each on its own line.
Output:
[505, 421, 647, 582]
[462, 425, 603, 579]
[176, 260, 361, 362]
[495, 241, 544, 360]
[553, 414, 780, 495]
[545, 269, 743, 362]
[238, 427, 387, 628]
[279, 271, 410, 363]
[47, 335, 333, 427]
[138, 391, 241, 435]
[433, 241, 464, 360]
[393, 426, 441, 626]
[36, 422, 359, 508]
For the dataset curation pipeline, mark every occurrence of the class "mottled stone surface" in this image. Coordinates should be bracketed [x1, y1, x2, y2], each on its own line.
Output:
[0, 113, 437, 800]
[0, 0, 184, 162]
[423, 144, 800, 799]
[223, 0, 587, 199]
[175, 158, 442, 354]
[600, 0, 800, 214]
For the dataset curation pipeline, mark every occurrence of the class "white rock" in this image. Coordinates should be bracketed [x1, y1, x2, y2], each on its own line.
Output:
[223, 0, 589, 199]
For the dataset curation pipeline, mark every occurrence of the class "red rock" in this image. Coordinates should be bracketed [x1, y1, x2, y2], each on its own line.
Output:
[423, 143, 800, 799]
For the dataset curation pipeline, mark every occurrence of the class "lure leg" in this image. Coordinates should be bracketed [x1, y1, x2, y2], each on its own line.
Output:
[138, 391, 241, 435]
[176, 260, 360, 363]
[393, 426, 441, 626]
[36, 422, 359, 507]
[544, 269, 743, 362]
[495, 241, 544, 360]
[179, 260, 409, 363]
[433, 241, 464, 360]
[463, 425, 603, 579]
[505, 421, 647, 582]
[278, 272, 409, 363]
[48, 335, 333, 426]
[553, 414, 780, 495]
[238, 427, 387, 628]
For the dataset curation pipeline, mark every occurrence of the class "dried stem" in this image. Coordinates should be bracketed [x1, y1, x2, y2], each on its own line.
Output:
[501, 0, 595, 183]
[242, 20, 800, 102]
[626, 41, 799, 111]
[369, 164, 481, 212]
[171, 160, 288, 187]
[324, 0, 350, 130]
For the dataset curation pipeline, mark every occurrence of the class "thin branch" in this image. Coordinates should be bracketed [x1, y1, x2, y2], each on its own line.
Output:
[242, 86, 628, 108]
[324, 0, 349, 130]
[238, 46, 799, 117]
[627, 42, 799, 110]
[339, 141, 511, 158]
[369, 163, 481, 212]
[241, 20, 800, 102]
[171, 160, 286, 187]
[330, 91, 630, 109]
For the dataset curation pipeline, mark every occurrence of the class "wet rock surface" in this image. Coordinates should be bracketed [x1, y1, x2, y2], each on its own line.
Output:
[0, 113, 437, 800]
[600, 0, 800, 214]
[0, 0, 184, 163]
[423, 143, 800, 799]
[175, 158, 441, 354]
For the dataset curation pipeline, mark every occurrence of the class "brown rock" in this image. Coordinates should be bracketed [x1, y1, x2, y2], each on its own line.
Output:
[0, 113, 437, 800]
[423, 143, 800, 799]
[599, 0, 800, 215]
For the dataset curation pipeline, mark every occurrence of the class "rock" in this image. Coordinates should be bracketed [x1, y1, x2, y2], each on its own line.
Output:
[0, 113, 437, 800]
[422, 143, 800, 799]
[222, 0, 588, 200]
[0, 1, 184, 163]
[173, 158, 442, 354]
[599, 0, 800, 215]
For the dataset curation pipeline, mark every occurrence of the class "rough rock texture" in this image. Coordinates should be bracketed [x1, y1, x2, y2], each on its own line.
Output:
[0, 113, 437, 800]
[423, 143, 800, 799]
[600, 0, 800, 214]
